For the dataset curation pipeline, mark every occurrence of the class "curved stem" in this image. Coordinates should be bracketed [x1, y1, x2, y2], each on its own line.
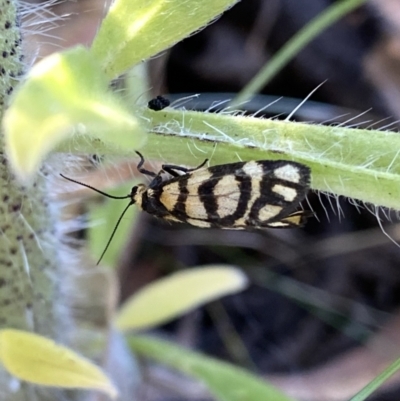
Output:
[231, 0, 368, 106]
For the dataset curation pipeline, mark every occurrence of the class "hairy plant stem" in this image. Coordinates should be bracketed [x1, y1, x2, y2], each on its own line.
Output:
[0, 1, 70, 399]
[56, 108, 400, 211]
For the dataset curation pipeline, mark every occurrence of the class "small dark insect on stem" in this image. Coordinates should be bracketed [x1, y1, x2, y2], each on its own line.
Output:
[148, 95, 170, 111]
[60, 174, 133, 265]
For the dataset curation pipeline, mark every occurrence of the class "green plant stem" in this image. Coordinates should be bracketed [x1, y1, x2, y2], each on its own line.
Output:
[58, 108, 400, 210]
[349, 357, 400, 401]
[0, 0, 24, 107]
[231, 0, 368, 107]
[0, 1, 71, 399]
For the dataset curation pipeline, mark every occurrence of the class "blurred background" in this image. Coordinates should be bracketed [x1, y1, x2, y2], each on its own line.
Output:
[23, 0, 400, 400]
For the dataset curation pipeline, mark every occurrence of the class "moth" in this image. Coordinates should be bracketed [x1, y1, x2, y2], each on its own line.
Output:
[61, 152, 311, 263]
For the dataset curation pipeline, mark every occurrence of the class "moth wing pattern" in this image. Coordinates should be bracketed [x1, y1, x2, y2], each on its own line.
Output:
[156, 160, 310, 228]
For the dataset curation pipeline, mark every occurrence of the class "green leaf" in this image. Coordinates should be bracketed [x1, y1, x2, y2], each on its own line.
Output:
[0, 329, 117, 397]
[130, 336, 295, 401]
[3, 46, 145, 180]
[116, 266, 248, 331]
[91, 0, 240, 78]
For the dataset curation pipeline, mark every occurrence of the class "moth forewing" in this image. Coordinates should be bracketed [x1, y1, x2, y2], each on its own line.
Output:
[152, 160, 310, 229]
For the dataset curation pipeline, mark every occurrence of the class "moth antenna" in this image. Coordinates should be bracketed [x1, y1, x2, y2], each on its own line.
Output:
[60, 173, 134, 264]
[97, 201, 134, 265]
[60, 174, 131, 200]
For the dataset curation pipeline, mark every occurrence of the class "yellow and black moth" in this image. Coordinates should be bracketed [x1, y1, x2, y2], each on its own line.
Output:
[61, 152, 311, 262]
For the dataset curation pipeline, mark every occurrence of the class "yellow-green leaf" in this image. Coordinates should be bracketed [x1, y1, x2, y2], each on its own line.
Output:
[91, 0, 240, 78]
[116, 265, 248, 331]
[3, 46, 145, 180]
[0, 329, 118, 397]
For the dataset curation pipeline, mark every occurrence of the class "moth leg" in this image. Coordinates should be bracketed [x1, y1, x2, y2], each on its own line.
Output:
[162, 159, 208, 177]
[148, 173, 164, 188]
[135, 151, 157, 177]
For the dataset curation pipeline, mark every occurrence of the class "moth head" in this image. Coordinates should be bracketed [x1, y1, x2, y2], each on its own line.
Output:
[130, 183, 147, 208]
